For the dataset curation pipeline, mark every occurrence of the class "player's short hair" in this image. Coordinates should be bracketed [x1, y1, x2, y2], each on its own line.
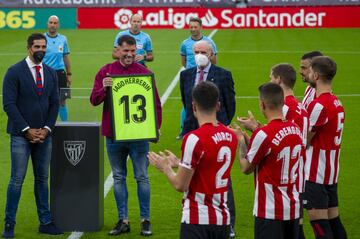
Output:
[301, 51, 323, 60]
[311, 56, 337, 82]
[117, 35, 136, 46]
[189, 17, 202, 26]
[258, 82, 284, 110]
[192, 82, 219, 113]
[27, 33, 47, 48]
[271, 63, 297, 89]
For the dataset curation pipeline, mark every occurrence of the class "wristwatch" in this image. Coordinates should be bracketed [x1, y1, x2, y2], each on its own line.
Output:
[67, 72, 72, 76]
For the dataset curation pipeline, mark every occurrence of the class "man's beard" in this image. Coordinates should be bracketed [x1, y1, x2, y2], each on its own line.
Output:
[301, 74, 308, 83]
[309, 81, 316, 88]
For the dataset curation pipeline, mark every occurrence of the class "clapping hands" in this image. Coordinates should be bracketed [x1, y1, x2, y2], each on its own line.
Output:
[148, 150, 179, 173]
[237, 111, 262, 132]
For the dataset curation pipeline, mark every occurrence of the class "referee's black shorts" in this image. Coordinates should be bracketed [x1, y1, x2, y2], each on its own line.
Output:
[56, 70, 71, 101]
[180, 223, 230, 239]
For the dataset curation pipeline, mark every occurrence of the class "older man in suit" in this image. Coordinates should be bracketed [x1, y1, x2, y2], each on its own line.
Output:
[179, 40, 237, 238]
[2, 33, 62, 238]
[180, 40, 235, 136]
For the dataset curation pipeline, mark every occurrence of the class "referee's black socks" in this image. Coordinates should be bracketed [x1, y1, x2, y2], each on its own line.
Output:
[329, 216, 347, 239]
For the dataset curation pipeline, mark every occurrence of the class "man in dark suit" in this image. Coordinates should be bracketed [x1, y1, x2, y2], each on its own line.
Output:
[180, 41, 235, 136]
[2, 33, 63, 238]
[179, 40, 237, 238]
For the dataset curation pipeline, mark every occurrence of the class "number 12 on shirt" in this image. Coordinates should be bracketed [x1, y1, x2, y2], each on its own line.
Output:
[109, 74, 159, 141]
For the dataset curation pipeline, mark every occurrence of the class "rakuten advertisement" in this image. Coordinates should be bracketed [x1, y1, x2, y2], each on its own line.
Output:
[78, 6, 360, 29]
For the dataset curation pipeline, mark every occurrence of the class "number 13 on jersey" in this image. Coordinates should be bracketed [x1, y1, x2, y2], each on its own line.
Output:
[110, 74, 159, 141]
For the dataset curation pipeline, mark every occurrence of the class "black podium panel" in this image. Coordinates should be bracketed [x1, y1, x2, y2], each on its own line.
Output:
[50, 122, 104, 231]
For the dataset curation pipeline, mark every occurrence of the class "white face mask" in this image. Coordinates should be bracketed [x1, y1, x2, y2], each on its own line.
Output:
[195, 54, 209, 67]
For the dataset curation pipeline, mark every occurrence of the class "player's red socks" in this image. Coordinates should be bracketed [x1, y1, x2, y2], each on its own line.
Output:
[310, 219, 333, 239]
[329, 216, 347, 239]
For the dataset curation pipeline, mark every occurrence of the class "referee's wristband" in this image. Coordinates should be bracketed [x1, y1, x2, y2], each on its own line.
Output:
[66, 72, 72, 76]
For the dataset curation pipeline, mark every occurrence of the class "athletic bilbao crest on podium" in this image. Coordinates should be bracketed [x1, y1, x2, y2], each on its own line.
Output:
[64, 141, 86, 166]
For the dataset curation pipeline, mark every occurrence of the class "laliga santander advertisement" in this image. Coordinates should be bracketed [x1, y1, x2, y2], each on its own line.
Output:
[77, 6, 360, 29]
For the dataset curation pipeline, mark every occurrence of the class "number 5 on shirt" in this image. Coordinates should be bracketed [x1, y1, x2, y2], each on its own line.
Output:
[109, 74, 159, 141]
[335, 112, 344, 146]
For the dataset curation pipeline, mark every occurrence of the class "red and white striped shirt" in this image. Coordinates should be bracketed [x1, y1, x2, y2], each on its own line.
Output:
[306, 93, 345, 185]
[180, 123, 238, 225]
[283, 95, 309, 193]
[246, 119, 302, 220]
[302, 86, 316, 110]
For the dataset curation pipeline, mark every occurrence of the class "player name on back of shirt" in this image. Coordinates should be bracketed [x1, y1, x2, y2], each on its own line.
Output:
[271, 125, 302, 146]
[212, 131, 233, 144]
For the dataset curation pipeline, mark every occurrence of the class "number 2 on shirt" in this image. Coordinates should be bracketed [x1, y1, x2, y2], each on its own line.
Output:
[216, 146, 232, 189]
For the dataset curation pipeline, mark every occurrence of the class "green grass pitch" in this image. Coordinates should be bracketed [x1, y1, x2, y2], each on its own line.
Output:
[0, 28, 360, 238]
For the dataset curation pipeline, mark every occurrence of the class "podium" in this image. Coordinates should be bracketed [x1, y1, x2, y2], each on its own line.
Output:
[50, 122, 104, 231]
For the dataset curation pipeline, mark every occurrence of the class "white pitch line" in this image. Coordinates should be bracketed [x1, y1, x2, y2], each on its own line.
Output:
[63, 87, 92, 90]
[67, 231, 84, 239]
[67, 30, 218, 239]
[1, 49, 360, 56]
[219, 50, 360, 55]
[160, 66, 184, 106]
[2, 93, 356, 100]
[332, 94, 360, 97]
[103, 173, 114, 202]
[1, 94, 360, 100]
[166, 94, 360, 100]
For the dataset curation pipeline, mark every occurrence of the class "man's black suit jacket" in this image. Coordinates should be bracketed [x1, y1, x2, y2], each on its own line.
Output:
[180, 64, 236, 136]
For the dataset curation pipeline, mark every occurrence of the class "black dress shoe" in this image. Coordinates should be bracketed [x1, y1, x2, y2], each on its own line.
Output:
[39, 222, 63, 235]
[140, 220, 152, 236]
[108, 220, 130, 236]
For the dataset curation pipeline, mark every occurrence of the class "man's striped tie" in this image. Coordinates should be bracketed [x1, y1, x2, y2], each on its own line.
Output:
[35, 65, 43, 96]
